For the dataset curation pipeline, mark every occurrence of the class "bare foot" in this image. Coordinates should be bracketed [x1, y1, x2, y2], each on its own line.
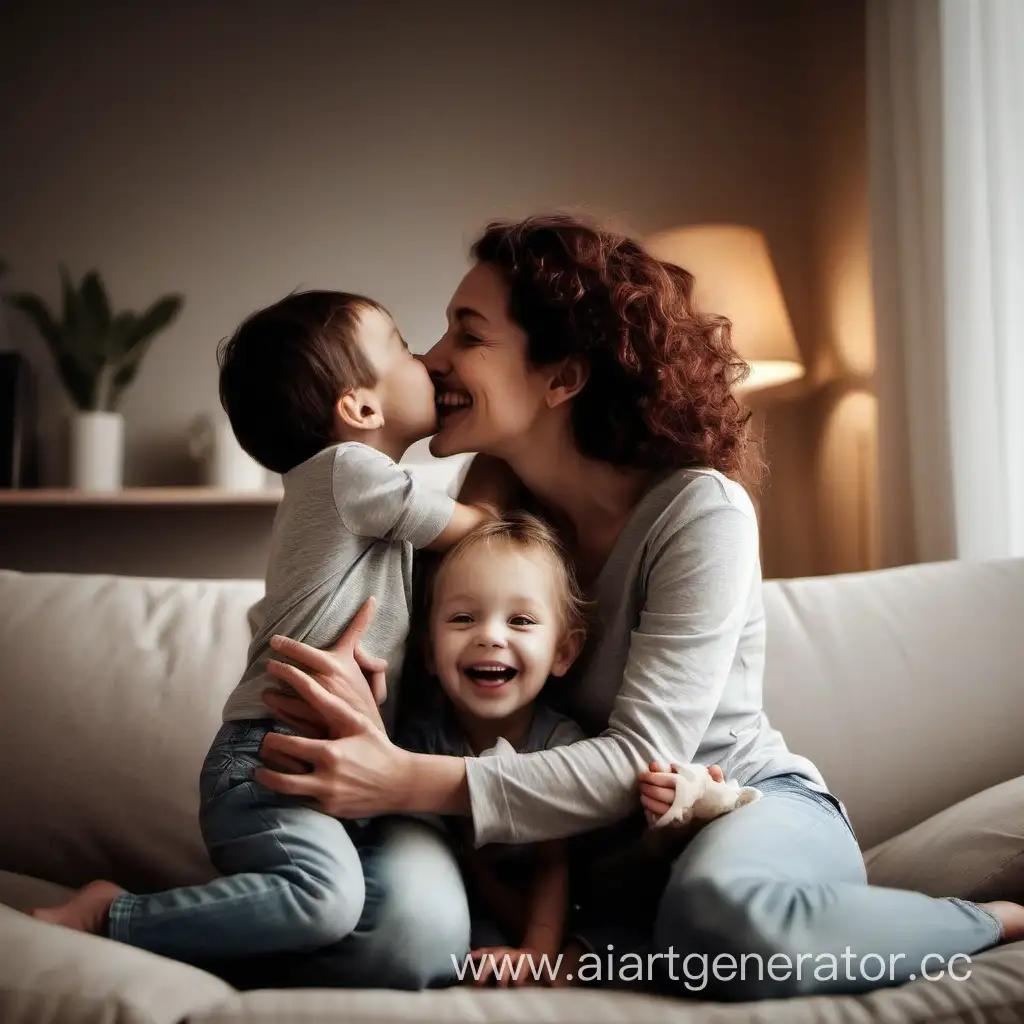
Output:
[32, 880, 125, 935]
[981, 901, 1024, 942]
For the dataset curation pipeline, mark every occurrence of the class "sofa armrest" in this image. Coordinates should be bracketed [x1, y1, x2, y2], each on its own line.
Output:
[0, 904, 237, 1024]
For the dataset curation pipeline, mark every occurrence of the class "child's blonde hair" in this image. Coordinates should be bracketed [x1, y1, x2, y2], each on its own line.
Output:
[431, 510, 587, 638]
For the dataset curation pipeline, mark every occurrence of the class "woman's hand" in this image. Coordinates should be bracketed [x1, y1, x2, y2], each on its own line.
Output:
[639, 761, 724, 819]
[255, 619, 417, 818]
[261, 597, 389, 741]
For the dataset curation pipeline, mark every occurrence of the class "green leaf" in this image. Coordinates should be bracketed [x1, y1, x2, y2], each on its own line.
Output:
[123, 294, 183, 352]
[80, 271, 114, 359]
[108, 294, 182, 409]
[55, 351, 96, 409]
[110, 311, 136, 354]
[5, 293, 60, 347]
[59, 264, 83, 339]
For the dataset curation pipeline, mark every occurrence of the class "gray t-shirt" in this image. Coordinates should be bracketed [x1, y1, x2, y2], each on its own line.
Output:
[464, 467, 826, 846]
[222, 442, 455, 726]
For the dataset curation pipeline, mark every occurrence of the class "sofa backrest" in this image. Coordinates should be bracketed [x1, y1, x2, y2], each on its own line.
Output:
[761, 556, 1024, 848]
[0, 571, 259, 892]
[2, 554, 1023, 889]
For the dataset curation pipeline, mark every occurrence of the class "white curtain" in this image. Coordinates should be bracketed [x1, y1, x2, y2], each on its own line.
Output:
[869, 0, 1024, 565]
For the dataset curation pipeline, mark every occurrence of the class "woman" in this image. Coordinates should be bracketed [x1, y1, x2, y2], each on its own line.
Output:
[257, 214, 1023, 999]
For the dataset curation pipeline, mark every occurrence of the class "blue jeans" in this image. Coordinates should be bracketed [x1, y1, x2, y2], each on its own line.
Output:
[108, 722, 472, 986]
[205, 814, 472, 990]
[577, 774, 1001, 999]
[108, 721, 366, 960]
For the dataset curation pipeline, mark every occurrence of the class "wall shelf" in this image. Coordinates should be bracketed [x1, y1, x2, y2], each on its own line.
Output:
[0, 487, 282, 506]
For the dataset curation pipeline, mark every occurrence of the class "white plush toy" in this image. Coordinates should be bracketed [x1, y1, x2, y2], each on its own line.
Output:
[645, 763, 761, 828]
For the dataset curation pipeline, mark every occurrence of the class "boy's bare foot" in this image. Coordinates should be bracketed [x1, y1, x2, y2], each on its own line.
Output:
[978, 905, 1024, 942]
[32, 880, 125, 935]
[982, 901, 1024, 942]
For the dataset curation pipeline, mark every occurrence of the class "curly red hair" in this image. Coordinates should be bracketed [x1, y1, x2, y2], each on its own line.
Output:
[471, 214, 763, 488]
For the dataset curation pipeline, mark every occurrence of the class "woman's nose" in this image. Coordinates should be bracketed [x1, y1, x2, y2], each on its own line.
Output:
[421, 335, 448, 375]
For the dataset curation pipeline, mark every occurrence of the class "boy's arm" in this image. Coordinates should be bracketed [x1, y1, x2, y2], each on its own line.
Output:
[332, 443, 457, 547]
[521, 840, 569, 958]
[425, 500, 496, 551]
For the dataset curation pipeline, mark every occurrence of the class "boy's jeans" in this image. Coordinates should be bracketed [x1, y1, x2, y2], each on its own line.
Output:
[107, 720, 365, 961]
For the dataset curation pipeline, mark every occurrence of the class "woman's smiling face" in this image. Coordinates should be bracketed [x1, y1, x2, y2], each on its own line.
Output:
[424, 262, 556, 459]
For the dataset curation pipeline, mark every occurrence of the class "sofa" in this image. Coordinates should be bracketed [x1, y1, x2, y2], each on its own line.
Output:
[2, 537, 1024, 1022]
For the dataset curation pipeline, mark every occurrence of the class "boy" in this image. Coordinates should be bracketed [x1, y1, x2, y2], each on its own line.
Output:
[35, 290, 493, 960]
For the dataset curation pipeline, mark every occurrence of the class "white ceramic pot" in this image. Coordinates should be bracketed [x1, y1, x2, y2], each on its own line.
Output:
[69, 411, 124, 492]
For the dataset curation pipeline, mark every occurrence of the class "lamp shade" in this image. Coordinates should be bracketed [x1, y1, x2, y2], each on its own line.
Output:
[644, 225, 803, 392]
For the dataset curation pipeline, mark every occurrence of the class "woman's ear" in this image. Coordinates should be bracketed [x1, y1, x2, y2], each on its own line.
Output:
[550, 626, 585, 678]
[336, 388, 385, 433]
[545, 358, 589, 409]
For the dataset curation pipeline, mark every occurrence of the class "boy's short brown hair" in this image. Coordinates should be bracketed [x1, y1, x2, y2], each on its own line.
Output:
[217, 290, 384, 474]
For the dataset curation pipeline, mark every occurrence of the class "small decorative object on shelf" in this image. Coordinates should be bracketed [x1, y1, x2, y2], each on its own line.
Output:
[3, 265, 183, 492]
[188, 414, 267, 492]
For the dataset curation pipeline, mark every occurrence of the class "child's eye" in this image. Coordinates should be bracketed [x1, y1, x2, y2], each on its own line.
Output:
[448, 613, 473, 624]
[509, 615, 537, 627]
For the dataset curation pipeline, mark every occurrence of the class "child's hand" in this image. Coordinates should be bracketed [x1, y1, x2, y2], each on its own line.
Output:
[639, 761, 724, 819]
[469, 946, 553, 987]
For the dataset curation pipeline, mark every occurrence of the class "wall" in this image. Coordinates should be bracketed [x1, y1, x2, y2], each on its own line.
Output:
[0, 0, 869, 580]
[752, 0, 878, 580]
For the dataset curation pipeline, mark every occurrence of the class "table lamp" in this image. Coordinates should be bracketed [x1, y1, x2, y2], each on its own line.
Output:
[644, 225, 804, 393]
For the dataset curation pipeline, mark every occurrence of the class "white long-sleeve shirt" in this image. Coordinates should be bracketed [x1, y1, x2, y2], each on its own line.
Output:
[464, 468, 825, 846]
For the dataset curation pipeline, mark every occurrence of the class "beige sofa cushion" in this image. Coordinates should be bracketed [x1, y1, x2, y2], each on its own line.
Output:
[865, 774, 1024, 901]
[0, 901, 236, 1024]
[0, 571, 261, 892]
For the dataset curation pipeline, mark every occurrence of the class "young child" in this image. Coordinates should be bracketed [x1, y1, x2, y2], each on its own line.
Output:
[33, 289, 495, 961]
[399, 511, 587, 987]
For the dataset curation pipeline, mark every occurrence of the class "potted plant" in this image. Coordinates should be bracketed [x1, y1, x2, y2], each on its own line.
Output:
[3, 267, 183, 491]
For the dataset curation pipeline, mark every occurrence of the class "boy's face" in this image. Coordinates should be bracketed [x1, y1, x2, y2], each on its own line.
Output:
[429, 542, 577, 723]
[356, 307, 438, 447]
